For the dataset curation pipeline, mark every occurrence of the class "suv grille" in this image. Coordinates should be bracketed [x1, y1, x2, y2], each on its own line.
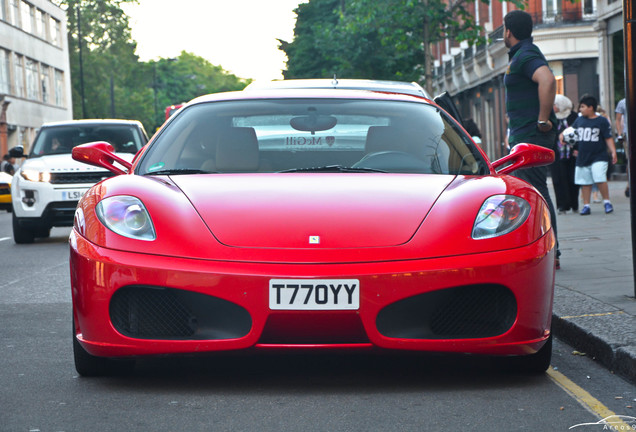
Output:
[50, 171, 115, 184]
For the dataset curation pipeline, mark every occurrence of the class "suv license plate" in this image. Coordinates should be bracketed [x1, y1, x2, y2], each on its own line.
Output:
[62, 190, 87, 200]
[269, 279, 360, 310]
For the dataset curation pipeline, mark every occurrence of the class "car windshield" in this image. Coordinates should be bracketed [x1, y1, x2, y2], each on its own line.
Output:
[138, 98, 488, 176]
[30, 124, 145, 156]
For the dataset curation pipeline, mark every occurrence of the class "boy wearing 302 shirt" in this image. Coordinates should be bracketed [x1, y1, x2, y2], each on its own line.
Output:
[561, 94, 617, 215]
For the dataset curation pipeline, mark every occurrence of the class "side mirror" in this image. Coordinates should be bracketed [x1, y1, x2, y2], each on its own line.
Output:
[8, 145, 24, 158]
[491, 143, 555, 175]
[72, 141, 132, 175]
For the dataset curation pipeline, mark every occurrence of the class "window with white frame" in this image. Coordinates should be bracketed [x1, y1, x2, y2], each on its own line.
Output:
[39, 9, 46, 39]
[20, 0, 31, 33]
[49, 16, 60, 46]
[13, 53, 24, 98]
[54, 69, 64, 106]
[35, 8, 43, 37]
[543, 0, 562, 20]
[40, 64, 50, 103]
[25, 57, 38, 100]
[0, 49, 9, 94]
[9, 0, 19, 27]
[583, 0, 596, 16]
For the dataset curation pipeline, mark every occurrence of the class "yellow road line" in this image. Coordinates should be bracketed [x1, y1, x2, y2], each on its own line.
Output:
[547, 367, 634, 430]
[560, 311, 626, 319]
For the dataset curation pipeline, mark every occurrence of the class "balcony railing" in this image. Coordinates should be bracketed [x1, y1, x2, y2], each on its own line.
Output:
[433, 8, 597, 84]
[531, 9, 597, 25]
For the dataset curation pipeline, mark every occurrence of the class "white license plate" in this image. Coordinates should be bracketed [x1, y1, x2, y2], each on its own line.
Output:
[269, 279, 360, 310]
[61, 190, 87, 200]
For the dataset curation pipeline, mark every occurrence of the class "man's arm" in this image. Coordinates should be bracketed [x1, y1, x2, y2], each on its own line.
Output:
[606, 137, 618, 164]
[615, 112, 624, 138]
[532, 65, 557, 131]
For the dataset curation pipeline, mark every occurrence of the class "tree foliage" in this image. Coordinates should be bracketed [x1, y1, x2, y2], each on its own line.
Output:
[55, 0, 249, 132]
[281, 0, 524, 93]
[279, 0, 343, 79]
[149, 52, 247, 128]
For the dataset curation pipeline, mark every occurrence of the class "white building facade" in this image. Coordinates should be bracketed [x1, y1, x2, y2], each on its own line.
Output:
[0, 0, 72, 155]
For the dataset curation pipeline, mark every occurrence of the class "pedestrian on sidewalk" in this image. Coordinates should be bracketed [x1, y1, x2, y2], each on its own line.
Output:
[615, 97, 629, 197]
[562, 94, 617, 215]
[551, 94, 579, 214]
[503, 10, 561, 267]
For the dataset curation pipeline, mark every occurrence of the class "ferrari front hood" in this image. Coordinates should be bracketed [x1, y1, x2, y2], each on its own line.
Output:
[172, 174, 454, 248]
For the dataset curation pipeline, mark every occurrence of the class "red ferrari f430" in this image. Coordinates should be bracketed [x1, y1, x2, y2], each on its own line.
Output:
[70, 80, 555, 376]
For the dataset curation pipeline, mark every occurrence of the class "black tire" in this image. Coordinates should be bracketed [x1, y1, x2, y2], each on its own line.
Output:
[12, 213, 34, 244]
[498, 334, 553, 374]
[73, 319, 135, 377]
[34, 226, 51, 238]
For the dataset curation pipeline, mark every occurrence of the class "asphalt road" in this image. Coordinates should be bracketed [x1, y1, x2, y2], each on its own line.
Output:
[1, 210, 634, 432]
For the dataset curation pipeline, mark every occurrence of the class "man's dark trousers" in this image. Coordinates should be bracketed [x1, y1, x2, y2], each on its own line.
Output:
[512, 128, 560, 258]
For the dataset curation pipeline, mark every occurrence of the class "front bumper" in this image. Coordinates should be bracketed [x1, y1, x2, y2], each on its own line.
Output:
[70, 230, 555, 358]
[12, 176, 92, 225]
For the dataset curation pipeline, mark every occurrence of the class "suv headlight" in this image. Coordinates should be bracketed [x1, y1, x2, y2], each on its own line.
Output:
[472, 195, 530, 239]
[21, 169, 51, 182]
[96, 196, 156, 241]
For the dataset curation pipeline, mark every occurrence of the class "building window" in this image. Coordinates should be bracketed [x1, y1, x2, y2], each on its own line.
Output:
[543, 0, 562, 21]
[10, 0, 19, 27]
[0, 0, 6, 22]
[13, 53, 24, 98]
[40, 64, 50, 103]
[25, 57, 38, 100]
[49, 16, 60, 46]
[35, 8, 44, 38]
[54, 69, 64, 106]
[583, 0, 596, 16]
[0, 49, 9, 94]
[19, 126, 29, 150]
[20, 1, 31, 33]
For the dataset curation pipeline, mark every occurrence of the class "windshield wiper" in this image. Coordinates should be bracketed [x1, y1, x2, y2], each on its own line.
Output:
[278, 165, 387, 173]
[144, 168, 214, 176]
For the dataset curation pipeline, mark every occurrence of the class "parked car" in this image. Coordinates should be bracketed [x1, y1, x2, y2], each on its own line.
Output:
[0, 171, 12, 212]
[244, 78, 467, 132]
[244, 78, 431, 98]
[69, 84, 555, 376]
[165, 103, 184, 120]
[11, 119, 148, 243]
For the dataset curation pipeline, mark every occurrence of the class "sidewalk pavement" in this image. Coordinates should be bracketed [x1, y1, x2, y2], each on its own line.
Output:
[549, 179, 636, 383]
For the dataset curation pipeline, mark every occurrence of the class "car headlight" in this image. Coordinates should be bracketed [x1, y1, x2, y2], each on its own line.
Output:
[21, 169, 51, 182]
[472, 195, 530, 239]
[96, 196, 156, 241]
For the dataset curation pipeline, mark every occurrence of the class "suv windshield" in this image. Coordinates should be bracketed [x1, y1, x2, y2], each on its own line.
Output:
[30, 124, 145, 157]
[138, 98, 488, 176]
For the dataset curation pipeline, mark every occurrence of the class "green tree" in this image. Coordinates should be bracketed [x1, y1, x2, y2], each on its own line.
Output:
[150, 52, 249, 128]
[279, 0, 343, 79]
[57, 1, 251, 132]
[58, 0, 143, 119]
[282, 0, 525, 93]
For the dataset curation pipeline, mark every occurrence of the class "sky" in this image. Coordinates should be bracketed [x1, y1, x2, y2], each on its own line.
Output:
[121, 0, 307, 83]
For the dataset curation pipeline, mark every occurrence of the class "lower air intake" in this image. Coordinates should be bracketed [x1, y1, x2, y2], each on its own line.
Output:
[376, 284, 517, 339]
[110, 286, 251, 340]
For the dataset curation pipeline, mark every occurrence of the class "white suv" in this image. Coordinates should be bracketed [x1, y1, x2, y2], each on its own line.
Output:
[11, 119, 148, 243]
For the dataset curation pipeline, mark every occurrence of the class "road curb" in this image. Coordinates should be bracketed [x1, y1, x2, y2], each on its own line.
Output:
[552, 286, 636, 383]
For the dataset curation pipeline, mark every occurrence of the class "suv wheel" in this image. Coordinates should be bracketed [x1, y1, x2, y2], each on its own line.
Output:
[35, 226, 51, 238]
[12, 213, 35, 244]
